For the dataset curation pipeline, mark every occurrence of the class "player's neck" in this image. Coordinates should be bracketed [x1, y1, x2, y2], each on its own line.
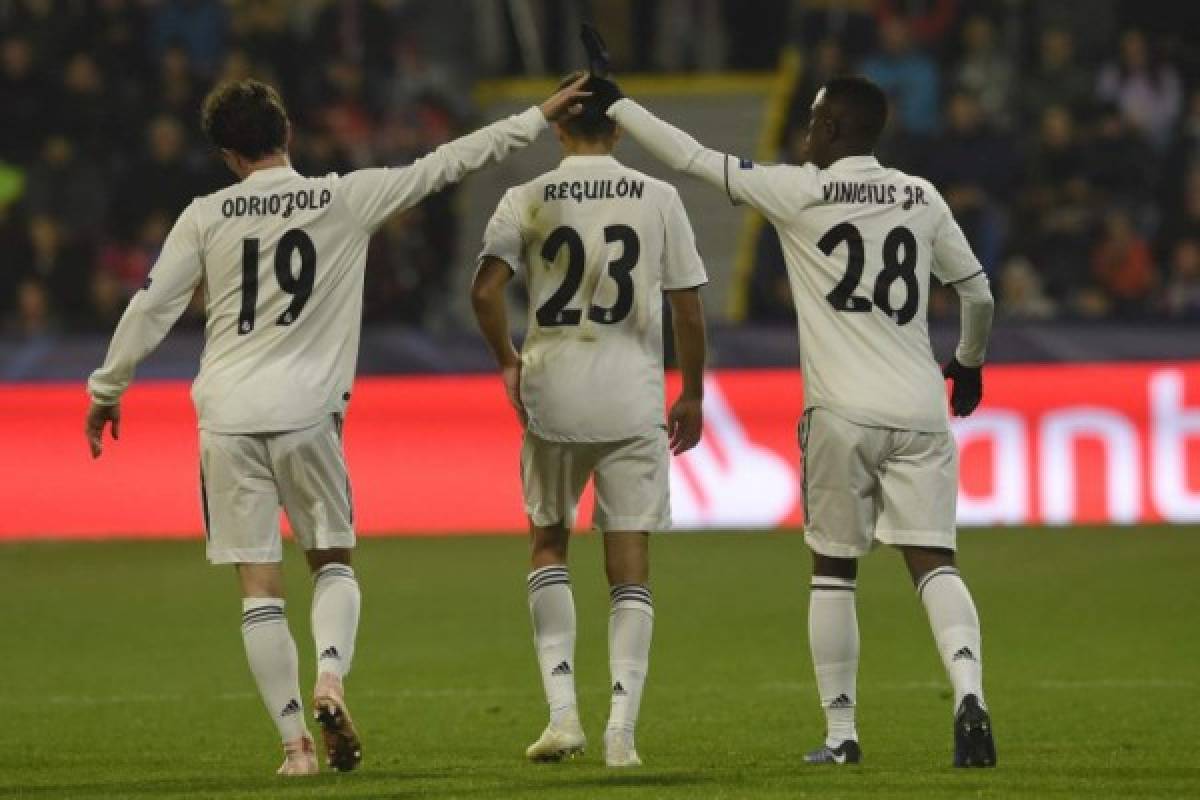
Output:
[562, 142, 614, 157]
[239, 152, 291, 180]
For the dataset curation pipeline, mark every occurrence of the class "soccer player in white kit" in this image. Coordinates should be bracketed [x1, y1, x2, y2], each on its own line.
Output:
[470, 73, 709, 768]
[83, 77, 590, 776]
[596, 75, 997, 767]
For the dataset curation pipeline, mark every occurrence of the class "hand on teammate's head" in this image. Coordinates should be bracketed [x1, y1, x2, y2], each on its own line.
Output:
[540, 74, 592, 123]
[585, 77, 623, 115]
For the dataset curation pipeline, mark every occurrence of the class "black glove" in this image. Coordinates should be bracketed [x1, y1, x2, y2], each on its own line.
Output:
[586, 75, 623, 115]
[581, 22, 611, 77]
[943, 358, 983, 417]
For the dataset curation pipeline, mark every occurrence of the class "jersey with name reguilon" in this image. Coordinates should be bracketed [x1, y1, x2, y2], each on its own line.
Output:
[87, 107, 547, 433]
[727, 155, 984, 432]
[480, 154, 707, 442]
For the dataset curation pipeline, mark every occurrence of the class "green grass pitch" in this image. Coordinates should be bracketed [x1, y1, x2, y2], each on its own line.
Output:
[2, 528, 1198, 798]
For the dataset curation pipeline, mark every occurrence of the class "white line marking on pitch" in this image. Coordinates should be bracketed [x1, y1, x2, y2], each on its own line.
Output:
[15, 677, 1194, 708]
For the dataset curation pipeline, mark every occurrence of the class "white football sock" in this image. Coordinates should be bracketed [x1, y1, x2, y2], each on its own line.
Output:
[241, 598, 307, 742]
[527, 566, 577, 725]
[311, 563, 361, 679]
[809, 577, 859, 747]
[606, 584, 654, 735]
[918, 566, 985, 711]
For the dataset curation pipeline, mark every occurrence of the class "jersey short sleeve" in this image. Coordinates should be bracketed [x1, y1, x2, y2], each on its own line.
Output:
[478, 190, 526, 275]
[930, 189, 985, 285]
[661, 188, 708, 290]
[726, 160, 822, 221]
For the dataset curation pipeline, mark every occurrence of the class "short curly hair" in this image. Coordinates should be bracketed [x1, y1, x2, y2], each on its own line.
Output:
[201, 79, 289, 160]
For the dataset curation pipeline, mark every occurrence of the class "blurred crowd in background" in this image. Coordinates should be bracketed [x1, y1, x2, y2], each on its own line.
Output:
[1, 0, 1199, 339]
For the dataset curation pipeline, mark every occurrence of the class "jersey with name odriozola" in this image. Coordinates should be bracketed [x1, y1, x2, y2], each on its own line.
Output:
[88, 107, 547, 433]
[479, 155, 707, 442]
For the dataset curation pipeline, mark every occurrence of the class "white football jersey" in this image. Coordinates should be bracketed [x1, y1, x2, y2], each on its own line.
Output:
[480, 154, 708, 442]
[89, 107, 547, 433]
[610, 98, 987, 433]
[725, 155, 983, 432]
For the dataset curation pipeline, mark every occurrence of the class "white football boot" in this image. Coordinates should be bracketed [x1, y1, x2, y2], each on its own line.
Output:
[313, 672, 363, 772]
[604, 729, 642, 768]
[525, 710, 586, 762]
[277, 734, 319, 776]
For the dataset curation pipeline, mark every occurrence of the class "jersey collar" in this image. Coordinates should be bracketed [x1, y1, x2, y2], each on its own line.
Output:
[243, 165, 299, 183]
[827, 155, 882, 172]
[559, 155, 620, 168]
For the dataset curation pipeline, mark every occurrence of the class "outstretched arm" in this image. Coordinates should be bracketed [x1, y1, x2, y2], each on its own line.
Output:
[87, 203, 203, 456]
[607, 97, 815, 218]
[343, 76, 591, 233]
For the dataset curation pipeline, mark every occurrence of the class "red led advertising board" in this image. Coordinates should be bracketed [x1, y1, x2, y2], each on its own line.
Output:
[2, 363, 1197, 539]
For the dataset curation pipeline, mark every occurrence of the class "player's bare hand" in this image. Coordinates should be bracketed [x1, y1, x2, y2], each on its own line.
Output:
[501, 363, 528, 428]
[668, 395, 703, 455]
[86, 401, 121, 459]
[540, 74, 591, 122]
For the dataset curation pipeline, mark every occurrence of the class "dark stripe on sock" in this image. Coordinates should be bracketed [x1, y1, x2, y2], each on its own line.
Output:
[528, 568, 569, 593]
[528, 577, 570, 594]
[917, 567, 960, 598]
[810, 584, 856, 591]
[316, 565, 355, 583]
[610, 584, 652, 606]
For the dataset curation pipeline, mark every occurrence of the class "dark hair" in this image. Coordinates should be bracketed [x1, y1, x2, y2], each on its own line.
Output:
[822, 75, 889, 145]
[555, 71, 617, 141]
[201, 79, 289, 159]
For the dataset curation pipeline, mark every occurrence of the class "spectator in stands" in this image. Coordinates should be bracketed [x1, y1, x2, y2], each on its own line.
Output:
[1164, 238, 1200, 318]
[149, 0, 228, 76]
[0, 35, 46, 163]
[115, 115, 208, 237]
[27, 215, 93, 325]
[154, 43, 202, 124]
[874, 0, 958, 53]
[1161, 167, 1200, 248]
[56, 52, 121, 160]
[925, 91, 1014, 274]
[1091, 208, 1157, 317]
[861, 17, 940, 137]
[1019, 105, 1095, 301]
[1085, 103, 1156, 213]
[10, 278, 54, 337]
[954, 15, 1014, 129]
[23, 135, 108, 241]
[996, 257, 1057, 320]
[1097, 29, 1183, 150]
[793, 0, 876, 62]
[1021, 28, 1094, 123]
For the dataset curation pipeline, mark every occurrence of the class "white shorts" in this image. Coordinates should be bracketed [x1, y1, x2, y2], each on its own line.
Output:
[800, 408, 957, 559]
[521, 429, 671, 532]
[200, 415, 355, 564]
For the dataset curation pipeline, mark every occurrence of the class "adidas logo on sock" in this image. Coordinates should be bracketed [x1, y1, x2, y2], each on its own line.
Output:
[612, 681, 627, 697]
[320, 646, 341, 661]
[280, 698, 301, 717]
[952, 646, 976, 662]
[828, 693, 854, 709]
[550, 661, 572, 676]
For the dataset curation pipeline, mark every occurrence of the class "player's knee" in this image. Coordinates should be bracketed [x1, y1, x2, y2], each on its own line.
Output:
[901, 545, 956, 586]
[237, 562, 285, 598]
[811, 551, 858, 580]
[529, 523, 569, 566]
[306, 547, 352, 573]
